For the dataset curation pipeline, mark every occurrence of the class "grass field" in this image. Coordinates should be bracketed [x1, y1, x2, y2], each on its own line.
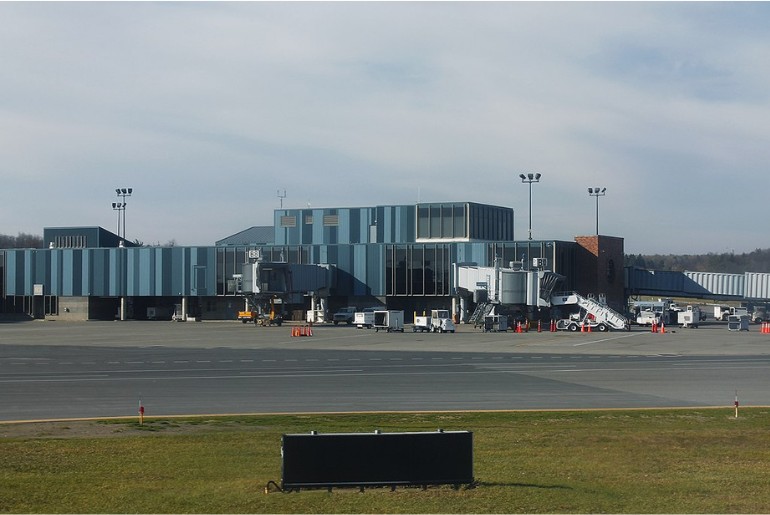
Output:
[2, 409, 770, 513]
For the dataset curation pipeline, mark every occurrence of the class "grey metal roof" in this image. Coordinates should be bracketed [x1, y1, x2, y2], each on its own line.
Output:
[216, 226, 274, 246]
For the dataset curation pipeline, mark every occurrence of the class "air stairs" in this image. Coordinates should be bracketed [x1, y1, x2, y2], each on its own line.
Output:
[550, 292, 628, 330]
[469, 301, 496, 328]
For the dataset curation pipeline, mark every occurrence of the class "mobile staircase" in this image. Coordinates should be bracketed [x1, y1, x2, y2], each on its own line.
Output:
[550, 292, 629, 331]
[468, 301, 496, 328]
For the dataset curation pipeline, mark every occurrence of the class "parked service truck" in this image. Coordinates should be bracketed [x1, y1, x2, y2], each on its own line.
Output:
[715, 305, 748, 321]
[636, 310, 661, 327]
[714, 305, 731, 321]
[332, 306, 356, 325]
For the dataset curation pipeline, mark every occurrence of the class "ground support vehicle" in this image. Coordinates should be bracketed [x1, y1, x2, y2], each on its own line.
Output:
[677, 306, 701, 328]
[728, 314, 750, 331]
[551, 292, 629, 332]
[555, 314, 609, 332]
[413, 316, 431, 332]
[483, 314, 508, 332]
[714, 305, 731, 321]
[354, 308, 377, 328]
[238, 310, 257, 323]
[374, 310, 404, 332]
[238, 296, 284, 326]
[255, 312, 283, 326]
[430, 309, 456, 333]
[751, 307, 768, 324]
[636, 310, 662, 327]
[333, 307, 356, 325]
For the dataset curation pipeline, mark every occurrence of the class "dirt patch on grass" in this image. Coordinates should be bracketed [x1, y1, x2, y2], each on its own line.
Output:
[0, 419, 251, 439]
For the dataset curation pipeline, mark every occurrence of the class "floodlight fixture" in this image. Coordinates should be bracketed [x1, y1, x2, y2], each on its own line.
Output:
[519, 172, 542, 241]
[588, 186, 607, 235]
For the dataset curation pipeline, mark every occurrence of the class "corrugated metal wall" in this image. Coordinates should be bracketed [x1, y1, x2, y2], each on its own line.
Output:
[745, 272, 770, 299]
[626, 268, 770, 300]
[4, 247, 216, 297]
[683, 271, 744, 297]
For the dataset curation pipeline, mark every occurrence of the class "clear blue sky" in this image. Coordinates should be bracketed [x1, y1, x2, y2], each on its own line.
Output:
[2, 2, 768, 254]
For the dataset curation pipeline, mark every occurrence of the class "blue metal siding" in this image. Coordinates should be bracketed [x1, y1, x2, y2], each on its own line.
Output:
[352, 244, 369, 296]
[3, 247, 224, 298]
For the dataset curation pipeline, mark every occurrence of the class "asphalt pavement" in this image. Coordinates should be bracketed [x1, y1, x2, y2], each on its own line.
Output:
[1, 320, 769, 421]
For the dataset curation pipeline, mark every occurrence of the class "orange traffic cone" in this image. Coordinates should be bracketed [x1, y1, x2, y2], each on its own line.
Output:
[587, 322, 592, 333]
[307, 326, 313, 337]
[651, 321, 657, 333]
[660, 322, 666, 334]
[537, 320, 542, 333]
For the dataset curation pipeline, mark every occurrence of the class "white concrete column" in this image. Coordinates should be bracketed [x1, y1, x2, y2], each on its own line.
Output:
[182, 296, 188, 321]
[120, 297, 126, 321]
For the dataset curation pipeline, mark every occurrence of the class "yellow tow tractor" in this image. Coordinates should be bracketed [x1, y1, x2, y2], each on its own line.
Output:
[237, 297, 283, 326]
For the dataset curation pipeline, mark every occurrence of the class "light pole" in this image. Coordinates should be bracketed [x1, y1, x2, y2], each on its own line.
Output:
[111, 202, 125, 236]
[115, 188, 133, 238]
[588, 187, 606, 235]
[519, 173, 541, 241]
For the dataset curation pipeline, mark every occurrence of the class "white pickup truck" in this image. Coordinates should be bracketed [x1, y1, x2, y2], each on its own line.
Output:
[332, 306, 356, 325]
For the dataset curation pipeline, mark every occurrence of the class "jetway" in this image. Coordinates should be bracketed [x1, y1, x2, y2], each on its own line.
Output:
[454, 263, 564, 308]
[237, 257, 332, 319]
[454, 261, 564, 325]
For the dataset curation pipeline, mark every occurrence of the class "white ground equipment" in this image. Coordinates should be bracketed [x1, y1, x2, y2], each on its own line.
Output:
[412, 309, 456, 333]
[728, 314, 750, 331]
[678, 306, 701, 328]
[354, 307, 377, 328]
[374, 310, 405, 332]
[550, 292, 628, 332]
[430, 309, 455, 333]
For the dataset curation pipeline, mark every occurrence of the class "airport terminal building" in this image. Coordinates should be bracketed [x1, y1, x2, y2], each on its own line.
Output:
[0, 201, 624, 322]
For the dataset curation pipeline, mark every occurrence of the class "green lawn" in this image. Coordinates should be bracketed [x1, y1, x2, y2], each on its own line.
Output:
[2, 409, 770, 513]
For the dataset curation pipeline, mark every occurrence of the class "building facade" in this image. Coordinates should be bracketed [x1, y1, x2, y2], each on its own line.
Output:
[1, 202, 623, 321]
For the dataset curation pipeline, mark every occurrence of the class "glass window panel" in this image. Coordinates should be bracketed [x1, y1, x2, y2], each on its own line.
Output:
[454, 205, 466, 238]
[424, 246, 436, 295]
[411, 246, 424, 295]
[441, 206, 452, 238]
[395, 245, 407, 295]
[418, 206, 430, 239]
[430, 205, 441, 238]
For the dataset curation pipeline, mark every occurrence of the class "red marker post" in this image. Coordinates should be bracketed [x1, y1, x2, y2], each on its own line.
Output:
[734, 391, 739, 419]
[139, 400, 145, 425]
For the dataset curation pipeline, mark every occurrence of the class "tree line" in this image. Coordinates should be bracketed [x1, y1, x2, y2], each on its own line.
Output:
[0, 233, 43, 249]
[624, 248, 770, 274]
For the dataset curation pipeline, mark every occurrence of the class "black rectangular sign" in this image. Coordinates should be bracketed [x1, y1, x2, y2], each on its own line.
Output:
[281, 430, 473, 489]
